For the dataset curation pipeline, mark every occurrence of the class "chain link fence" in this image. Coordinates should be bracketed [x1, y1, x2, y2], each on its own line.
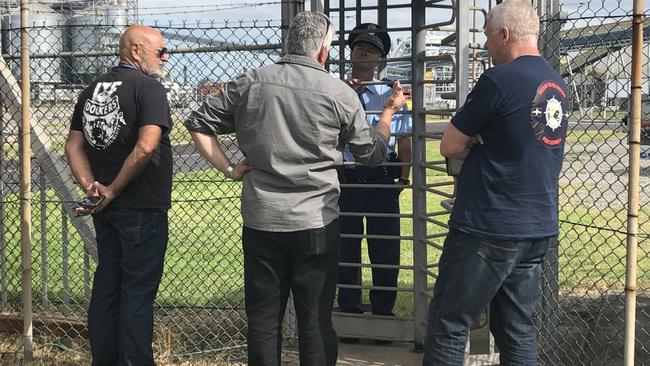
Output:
[0, 19, 284, 364]
[534, 1, 650, 364]
[0, 1, 648, 365]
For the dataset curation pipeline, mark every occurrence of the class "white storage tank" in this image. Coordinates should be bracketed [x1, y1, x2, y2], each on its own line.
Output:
[1, 3, 65, 82]
[68, 6, 127, 84]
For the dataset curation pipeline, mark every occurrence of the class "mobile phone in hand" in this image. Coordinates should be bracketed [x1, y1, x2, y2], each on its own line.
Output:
[76, 195, 105, 209]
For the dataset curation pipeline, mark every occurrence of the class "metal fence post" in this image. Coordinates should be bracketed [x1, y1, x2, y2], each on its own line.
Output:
[84, 246, 91, 307]
[40, 168, 49, 310]
[61, 204, 71, 319]
[456, 0, 470, 106]
[534, 1, 562, 359]
[310, 0, 324, 12]
[0, 96, 6, 309]
[537, 0, 562, 71]
[19, 0, 33, 359]
[281, 0, 304, 46]
[624, 1, 643, 364]
[411, 0, 428, 348]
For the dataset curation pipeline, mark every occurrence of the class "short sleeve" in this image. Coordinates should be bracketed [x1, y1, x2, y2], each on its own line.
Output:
[395, 104, 412, 134]
[184, 73, 251, 135]
[70, 93, 85, 131]
[451, 73, 502, 136]
[139, 80, 171, 132]
[339, 92, 388, 167]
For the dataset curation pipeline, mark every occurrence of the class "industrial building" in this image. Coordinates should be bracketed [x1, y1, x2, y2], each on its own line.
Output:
[0, 0, 136, 101]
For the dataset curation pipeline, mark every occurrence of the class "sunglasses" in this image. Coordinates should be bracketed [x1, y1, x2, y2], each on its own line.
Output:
[154, 47, 169, 58]
[137, 43, 169, 59]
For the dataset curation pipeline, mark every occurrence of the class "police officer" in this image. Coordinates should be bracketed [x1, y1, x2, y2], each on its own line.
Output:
[337, 23, 412, 333]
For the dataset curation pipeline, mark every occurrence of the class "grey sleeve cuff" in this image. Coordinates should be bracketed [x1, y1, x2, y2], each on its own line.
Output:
[365, 132, 389, 167]
[184, 113, 220, 135]
[183, 94, 236, 135]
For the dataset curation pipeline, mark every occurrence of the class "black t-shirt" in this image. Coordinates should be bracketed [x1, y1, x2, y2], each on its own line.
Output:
[449, 56, 569, 239]
[70, 66, 173, 209]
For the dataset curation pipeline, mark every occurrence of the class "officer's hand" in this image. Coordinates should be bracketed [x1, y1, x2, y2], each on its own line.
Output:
[383, 80, 406, 112]
[397, 177, 410, 194]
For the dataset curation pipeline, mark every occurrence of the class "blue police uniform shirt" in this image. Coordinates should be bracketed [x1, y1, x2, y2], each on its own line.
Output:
[449, 55, 569, 240]
[343, 82, 412, 162]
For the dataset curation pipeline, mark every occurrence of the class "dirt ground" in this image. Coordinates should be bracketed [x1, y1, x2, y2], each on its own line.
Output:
[2, 294, 650, 365]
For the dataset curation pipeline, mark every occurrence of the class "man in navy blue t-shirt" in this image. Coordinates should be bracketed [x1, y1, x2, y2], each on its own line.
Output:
[423, 1, 568, 365]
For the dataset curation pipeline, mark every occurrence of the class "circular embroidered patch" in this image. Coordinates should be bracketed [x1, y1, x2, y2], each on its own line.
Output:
[530, 80, 569, 148]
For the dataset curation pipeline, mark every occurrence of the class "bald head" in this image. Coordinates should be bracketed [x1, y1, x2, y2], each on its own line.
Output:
[119, 25, 162, 57]
[119, 25, 168, 78]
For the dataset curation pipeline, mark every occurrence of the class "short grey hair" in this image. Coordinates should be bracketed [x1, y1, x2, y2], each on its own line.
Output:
[487, 0, 540, 43]
[285, 11, 333, 57]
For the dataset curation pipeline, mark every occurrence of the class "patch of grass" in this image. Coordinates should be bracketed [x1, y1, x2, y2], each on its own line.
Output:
[1, 128, 648, 341]
[558, 206, 650, 288]
[565, 128, 627, 145]
[359, 140, 451, 316]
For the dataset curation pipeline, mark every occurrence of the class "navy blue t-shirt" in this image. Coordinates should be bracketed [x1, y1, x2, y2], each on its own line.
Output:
[449, 55, 568, 240]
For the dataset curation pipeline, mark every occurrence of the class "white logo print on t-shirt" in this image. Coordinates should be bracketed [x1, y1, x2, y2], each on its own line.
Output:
[82, 81, 126, 150]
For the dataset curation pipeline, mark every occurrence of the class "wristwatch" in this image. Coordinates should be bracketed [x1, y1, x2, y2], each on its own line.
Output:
[398, 177, 410, 185]
[225, 164, 235, 178]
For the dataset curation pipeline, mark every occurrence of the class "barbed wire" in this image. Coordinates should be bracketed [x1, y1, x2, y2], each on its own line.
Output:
[136, 1, 297, 11]
[133, 1, 299, 17]
[1, 13, 642, 30]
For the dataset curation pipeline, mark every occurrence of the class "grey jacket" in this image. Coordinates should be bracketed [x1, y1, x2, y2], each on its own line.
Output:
[185, 54, 388, 231]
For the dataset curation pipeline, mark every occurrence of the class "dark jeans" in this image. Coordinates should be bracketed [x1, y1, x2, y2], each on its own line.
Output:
[242, 220, 340, 366]
[337, 180, 400, 315]
[88, 208, 168, 366]
[423, 230, 552, 366]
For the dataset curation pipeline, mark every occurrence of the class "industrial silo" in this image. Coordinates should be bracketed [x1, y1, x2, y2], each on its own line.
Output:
[105, 6, 127, 56]
[68, 6, 126, 84]
[1, 3, 65, 83]
[106, 6, 127, 36]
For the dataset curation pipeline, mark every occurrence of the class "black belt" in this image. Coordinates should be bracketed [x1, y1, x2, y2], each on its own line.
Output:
[338, 153, 401, 184]
[343, 162, 402, 183]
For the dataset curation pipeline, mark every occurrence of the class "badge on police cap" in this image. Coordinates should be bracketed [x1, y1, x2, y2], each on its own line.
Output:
[348, 23, 391, 57]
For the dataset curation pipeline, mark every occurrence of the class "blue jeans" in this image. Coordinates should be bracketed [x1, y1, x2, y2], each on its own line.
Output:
[423, 230, 552, 366]
[88, 208, 168, 366]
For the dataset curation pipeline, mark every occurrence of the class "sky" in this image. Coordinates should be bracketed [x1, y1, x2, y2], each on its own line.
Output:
[132, 0, 639, 25]
[134, 0, 284, 25]
[132, 0, 642, 46]
[128, 0, 643, 83]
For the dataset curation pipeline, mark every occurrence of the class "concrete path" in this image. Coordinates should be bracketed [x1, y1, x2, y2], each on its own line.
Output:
[282, 341, 500, 366]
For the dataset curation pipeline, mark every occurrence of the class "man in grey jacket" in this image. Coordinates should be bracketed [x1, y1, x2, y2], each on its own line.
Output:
[184, 11, 405, 366]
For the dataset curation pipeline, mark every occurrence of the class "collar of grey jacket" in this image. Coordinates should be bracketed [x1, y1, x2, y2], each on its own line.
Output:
[277, 54, 327, 72]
